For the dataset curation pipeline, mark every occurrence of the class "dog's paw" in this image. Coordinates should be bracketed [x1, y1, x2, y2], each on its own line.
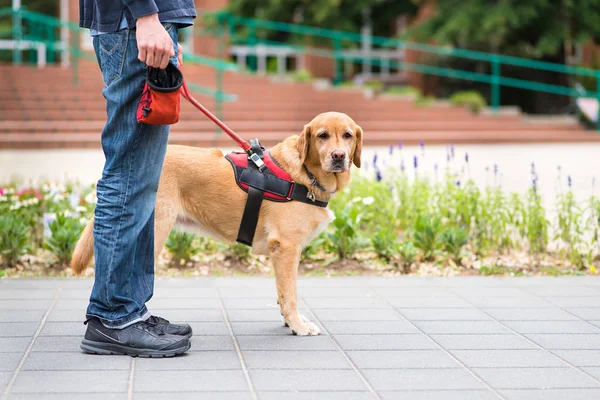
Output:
[290, 317, 321, 336]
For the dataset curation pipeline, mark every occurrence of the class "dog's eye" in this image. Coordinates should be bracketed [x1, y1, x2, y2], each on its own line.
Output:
[318, 132, 329, 139]
[344, 132, 353, 139]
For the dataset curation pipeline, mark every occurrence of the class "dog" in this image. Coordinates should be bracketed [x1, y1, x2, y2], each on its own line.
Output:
[71, 111, 363, 336]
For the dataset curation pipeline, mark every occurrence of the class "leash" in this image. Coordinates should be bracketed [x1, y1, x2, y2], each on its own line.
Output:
[180, 81, 252, 153]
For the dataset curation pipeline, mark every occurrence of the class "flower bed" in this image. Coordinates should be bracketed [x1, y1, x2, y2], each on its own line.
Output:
[1, 147, 599, 277]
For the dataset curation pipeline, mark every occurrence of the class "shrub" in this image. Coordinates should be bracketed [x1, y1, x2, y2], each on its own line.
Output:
[440, 227, 468, 264]
[165, 230, 201, 266]
[413, 215, 443, 261]
[0, 213, 31, 268]
[226, 242, 252, 262]
[371, 227, 399, 262]
[385, 86, 421, 97]
[292, 69, 313, 83]
[398, 242, 419, 274]
[327, 202, 370, 259]
[450, 90, 487, 113]
[44, 213, 85, 267]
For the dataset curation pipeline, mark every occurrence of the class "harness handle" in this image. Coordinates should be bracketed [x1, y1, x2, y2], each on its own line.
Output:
[180, 80, 252, 153]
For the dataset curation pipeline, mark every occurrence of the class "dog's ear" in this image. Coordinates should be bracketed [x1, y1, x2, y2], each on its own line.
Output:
[297, 124, 311, 165]
[352, 125, 363, 168]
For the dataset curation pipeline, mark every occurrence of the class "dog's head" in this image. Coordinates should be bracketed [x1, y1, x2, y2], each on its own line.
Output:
[297, 112, 363, 173]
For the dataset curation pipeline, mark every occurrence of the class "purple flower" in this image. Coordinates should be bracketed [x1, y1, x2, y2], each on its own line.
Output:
[375, 169, 383, 182]
[465, 153, 469, 163]
[389, 145, 394, 155]
[450, 144, 455, 158]
[413, 155, 418, 169]
[456, 180, 461, 187]
[531, 162, 535, 175]
[398, 140, 403, 149]
[446, 153, 451, 163]
[373, 153, 378, 166]
[419, 140, 425, 155]
[532, 177, 538, 193]
[494, 164, 498, 176]
[400, 159, 405, 172]
[434, 163, 438, 172]
[568, 175, 572, 188]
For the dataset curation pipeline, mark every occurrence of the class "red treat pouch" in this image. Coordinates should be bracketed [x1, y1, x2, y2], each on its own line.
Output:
[137, 62, 184, 125]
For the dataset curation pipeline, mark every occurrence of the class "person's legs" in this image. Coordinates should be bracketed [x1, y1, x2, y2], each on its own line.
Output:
[86, 24, 178, 328]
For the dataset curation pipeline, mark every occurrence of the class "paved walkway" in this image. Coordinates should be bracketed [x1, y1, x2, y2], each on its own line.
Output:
[1, 277, 600, 400]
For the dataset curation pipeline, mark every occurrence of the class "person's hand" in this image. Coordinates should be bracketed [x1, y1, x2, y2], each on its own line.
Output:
[177, 43, 183, 67]
[136, 13, 174, 69]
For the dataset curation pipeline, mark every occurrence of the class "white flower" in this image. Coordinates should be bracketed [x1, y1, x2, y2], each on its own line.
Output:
[9, 203, 22, 210]
[63, 210, 73, 218]
[76, 206, 87, 213]
[84, 192, 97, 204]
[362, 196, 375, 205]
[5, 188, 15, 194]
[0, 195, 7, 202]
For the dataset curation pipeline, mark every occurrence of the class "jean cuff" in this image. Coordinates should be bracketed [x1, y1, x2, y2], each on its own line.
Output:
[87, 307, 152, 329]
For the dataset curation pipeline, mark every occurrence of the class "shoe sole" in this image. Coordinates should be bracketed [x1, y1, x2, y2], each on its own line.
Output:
[81, 339, 191, 358]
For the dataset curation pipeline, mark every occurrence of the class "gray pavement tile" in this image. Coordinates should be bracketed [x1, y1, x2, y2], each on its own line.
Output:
[386, 296, 472, 308]
[499, 389, 600, 400]
[375, 287, 455, 297]
[133, 370, 248, 392]
[0, 337, 31, 353]
[133, 393, 250, 400]
[525, 334, 600, 349]
[152, 288, 218, 298]
[189, 322, 230, 336]
[155, 278, 215, 288]
[322, 321, 418, 335]
[398, 308, 491, 321]
[58, 289, 94, 299]
[363, 369, 486, 390]
[565, 308, 600, 320]
[243, 350, 349, 369]
[524, 286, 600, 297]
[0, 300, 50, 310]
[222, 298, 280, 310]
[39, 322, 86, 337]
[298, 277, 371, 288]
[412, 321, 510, 334]
[22, 352, 130, 371]
[0, 310, 45, 323]
[463, 296, 554, 308]
[11, 370, 129, 393]
[334, 334, 437, 350]
[347, 349, 459, 369]
[145, 298, 221, 309]
[449, 349, 563, 367]
[591, 321, 600, 328]
[7, 394, 127, 400]
[46, 310, 87, 322]
[440, 277, 514, 288]
[188, 335, 234, 351]
[0, 372, 12, 394]
[482, 308, 578, 321]
[0, 290, 57, 300]
[543, 297, 600, 308]
[502, 320, 600, 334]
[218, 288, 278, 298]
[215, 277, 273, 288]
[226, 310, 313, 322]
[583, 367, 600, 380]
[58, 280, 93, 289]
[379, 390, 498, 400]
[303, 297, 389, 309]
[230, 322, 294, 335]
[430, 334, 536, 350]
[52, 299, 87, 311]
[144, 309, 225, 322]
[31, 336, 82, 353]
[312, 309, 400, 321]
[0, 352, 23, 371]
[452, 287, 529, 297]
[473, 367, 598, 389]
[258, 392, 373, 400]
[299, 287, 376, 298]
[0, 280, 62, 289]
[135, 351, 240, 370]
[236, 335, 337, 351]
[554, 350, 600, 366]
[0, 322, 39, 337]
[250, 370, 366, 391]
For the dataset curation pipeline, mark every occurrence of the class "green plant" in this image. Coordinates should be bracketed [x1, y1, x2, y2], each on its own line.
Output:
[415, 95, 436, 107]
[413, 215, 443, 261]
[327, 201, 370, 259]
[43, 213, 84, 266]
[371, 227, 399, 262]
[440, 227, 468, 264]
[0, 213, 31, 268]
[292, 69, 313, 83]
[398, 242, 419, 274]
[525, 188, 549, 253]
[385, 85, 421, 97]
[450, 90, 487, 113]
[227, 242, 252, 262]
[165, 230, 201, 266]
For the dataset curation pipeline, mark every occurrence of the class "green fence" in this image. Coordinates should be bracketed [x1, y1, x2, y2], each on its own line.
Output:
[0, 7, 238, 114]
[204, 10, 600, 129]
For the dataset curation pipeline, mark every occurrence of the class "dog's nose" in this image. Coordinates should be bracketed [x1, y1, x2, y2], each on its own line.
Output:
[331, 150, 346, 161]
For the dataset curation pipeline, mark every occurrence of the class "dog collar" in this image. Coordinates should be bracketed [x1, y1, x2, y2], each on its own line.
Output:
[303, 165, 329, 193]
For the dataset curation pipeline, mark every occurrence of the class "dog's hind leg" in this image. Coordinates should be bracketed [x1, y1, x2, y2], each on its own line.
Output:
[269, 238, 320, 336]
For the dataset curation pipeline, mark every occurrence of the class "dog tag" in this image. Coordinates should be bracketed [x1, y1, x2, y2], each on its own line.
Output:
[307, 190, 316, 202]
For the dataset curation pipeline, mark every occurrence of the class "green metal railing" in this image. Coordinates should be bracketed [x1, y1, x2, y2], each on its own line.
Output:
[204, 10, 600, 129]
[1, 7, 238, 112]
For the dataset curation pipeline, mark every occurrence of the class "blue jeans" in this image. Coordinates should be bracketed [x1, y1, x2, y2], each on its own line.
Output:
[86, 24, 179, 328]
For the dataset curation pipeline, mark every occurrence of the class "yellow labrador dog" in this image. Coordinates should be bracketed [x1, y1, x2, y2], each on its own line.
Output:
[72, 111, 363, 336]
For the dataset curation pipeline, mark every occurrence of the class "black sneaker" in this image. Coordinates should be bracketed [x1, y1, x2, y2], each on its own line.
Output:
[81, 317, 190, 358]
[147, 315, 193, 339]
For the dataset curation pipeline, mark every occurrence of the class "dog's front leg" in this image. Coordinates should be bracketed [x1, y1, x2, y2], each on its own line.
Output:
[269, 239, 320, 336]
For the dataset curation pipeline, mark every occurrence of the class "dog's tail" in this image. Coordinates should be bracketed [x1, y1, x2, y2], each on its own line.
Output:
[71, 218, 94, 276]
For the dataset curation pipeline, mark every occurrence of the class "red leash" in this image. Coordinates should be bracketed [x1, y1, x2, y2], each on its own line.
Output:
[181, 81, 252, 153]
